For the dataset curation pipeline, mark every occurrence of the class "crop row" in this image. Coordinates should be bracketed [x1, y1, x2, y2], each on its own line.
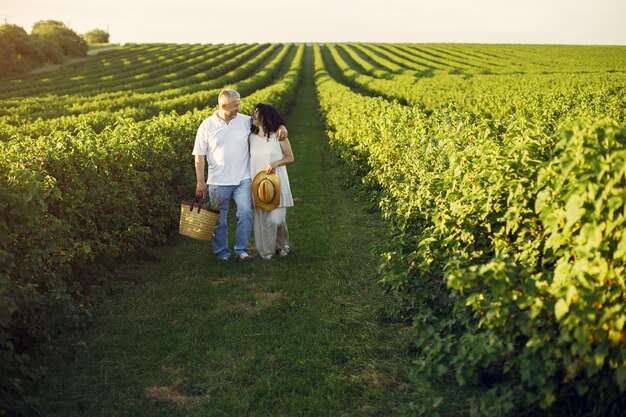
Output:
[0, 43, 194, 97]
[0, 44, 272, 123]
[0, 44, 244, 112]
[313, 43, 626, 416]
[321, 43, 626, 125]
[0, 43, 304, 413]
[0, 44, 296, 140]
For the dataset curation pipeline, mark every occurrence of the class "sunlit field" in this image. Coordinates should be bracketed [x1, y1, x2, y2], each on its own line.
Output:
[2, 42, 626, 416]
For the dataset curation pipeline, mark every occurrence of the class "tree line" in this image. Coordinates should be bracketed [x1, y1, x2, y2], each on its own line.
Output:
[0, 20, 110, 78]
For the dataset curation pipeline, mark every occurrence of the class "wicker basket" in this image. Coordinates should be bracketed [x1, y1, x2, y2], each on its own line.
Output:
[179, 199, 219, 241]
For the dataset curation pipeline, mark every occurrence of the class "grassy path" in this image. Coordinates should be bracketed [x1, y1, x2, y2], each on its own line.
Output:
[38, 46, 464, 416]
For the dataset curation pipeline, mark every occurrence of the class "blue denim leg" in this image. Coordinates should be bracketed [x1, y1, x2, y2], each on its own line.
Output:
[208, 184, 234, 258]
[232, 178, 253, 255]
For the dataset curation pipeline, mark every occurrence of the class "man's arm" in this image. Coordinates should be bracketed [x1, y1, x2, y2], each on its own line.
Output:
[195, 155, 207, 198]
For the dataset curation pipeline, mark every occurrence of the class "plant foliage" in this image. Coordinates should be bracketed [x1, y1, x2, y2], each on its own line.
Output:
[313, 43, 626, 416]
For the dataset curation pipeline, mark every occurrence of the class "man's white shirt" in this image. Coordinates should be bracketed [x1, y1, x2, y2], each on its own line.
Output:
[192, 112, 252, 186]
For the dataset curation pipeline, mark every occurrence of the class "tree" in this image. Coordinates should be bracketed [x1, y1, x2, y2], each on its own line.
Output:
[0, 36, 16, 77]
[0, 24, 31, 57]
[31, 20, 87, 57]
[0, 21, 92, 78]
[31, 37, 65, 64]
[0, 24, 41, 76]
[85, 29, 110, 44]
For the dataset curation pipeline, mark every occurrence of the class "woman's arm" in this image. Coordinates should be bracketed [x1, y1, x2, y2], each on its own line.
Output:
[276, 125, 288, 141]
[266, 138, 295, 173]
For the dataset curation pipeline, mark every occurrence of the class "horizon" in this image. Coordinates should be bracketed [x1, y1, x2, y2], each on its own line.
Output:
[3, 0, 626, 46]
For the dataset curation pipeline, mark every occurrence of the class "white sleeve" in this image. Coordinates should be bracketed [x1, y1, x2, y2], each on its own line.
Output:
[192, 121, 208, 156]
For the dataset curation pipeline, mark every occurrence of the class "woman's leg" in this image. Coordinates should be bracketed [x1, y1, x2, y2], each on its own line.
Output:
[276, 224, 289, 256]
[254, 209, 275, 259]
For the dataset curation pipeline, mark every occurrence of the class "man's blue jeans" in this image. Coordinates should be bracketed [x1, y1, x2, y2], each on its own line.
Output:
[208, 179, 253, 259]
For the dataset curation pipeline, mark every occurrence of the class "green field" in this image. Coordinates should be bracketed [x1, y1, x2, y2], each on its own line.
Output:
[2, 43, 625, 416]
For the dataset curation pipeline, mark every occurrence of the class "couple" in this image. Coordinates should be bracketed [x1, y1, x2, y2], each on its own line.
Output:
[192, 89, 295, 261]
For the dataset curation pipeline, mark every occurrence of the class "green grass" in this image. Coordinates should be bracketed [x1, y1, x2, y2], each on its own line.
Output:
[35, 46, 471, 417]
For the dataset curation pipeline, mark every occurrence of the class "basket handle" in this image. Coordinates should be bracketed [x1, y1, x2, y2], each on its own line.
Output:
[189, 196, 205, 213]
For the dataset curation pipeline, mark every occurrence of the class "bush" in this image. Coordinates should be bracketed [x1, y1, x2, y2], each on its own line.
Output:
[31, 36, 66, 64]
[0, 115, 196, 413]
[0, 36, 16, 77]
[31, 20, 87, 57]
[409, 119, 626, 416]
[85, 29, 109, 44]
[0, 21, 90, 78]
[313, 44, 626, 416]
[0, 24, 41, 76]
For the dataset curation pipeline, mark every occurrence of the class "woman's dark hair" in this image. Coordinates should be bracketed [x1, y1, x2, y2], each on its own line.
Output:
[250, 103, 285, 138]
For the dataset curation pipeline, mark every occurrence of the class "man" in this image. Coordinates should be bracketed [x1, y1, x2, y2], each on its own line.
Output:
[192, 89, 287, 261]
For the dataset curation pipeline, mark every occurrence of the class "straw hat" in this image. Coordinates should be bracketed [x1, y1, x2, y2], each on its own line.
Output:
[252, 170, 281, 211]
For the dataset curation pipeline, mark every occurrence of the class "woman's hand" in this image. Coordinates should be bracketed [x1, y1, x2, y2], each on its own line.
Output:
[265, 163, 277, 174]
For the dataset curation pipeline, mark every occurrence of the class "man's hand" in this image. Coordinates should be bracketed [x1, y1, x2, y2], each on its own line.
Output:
[277, 125, 288, 142]
[196, 182, 207, 199]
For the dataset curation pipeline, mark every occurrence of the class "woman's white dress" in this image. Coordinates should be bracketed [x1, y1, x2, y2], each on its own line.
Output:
[249, 132, 293, 259]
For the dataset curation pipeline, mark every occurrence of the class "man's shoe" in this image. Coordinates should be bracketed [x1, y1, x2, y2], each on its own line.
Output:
[217, 255, 229, 261]
[236, 252, 252, 261]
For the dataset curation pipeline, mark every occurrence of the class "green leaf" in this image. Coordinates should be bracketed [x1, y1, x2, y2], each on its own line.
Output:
[565, 194, 585, 229]
[82, 243, 92, 255]
[616, 367, 626, 393]
[566, 285, 578, 305]
[593, 347, 607, 367]
[555, 298, 569, 321]
[614, 233, 626, 259]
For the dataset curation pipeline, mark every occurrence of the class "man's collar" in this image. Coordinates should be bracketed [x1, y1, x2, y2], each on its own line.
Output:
[215, 110, 238, 123]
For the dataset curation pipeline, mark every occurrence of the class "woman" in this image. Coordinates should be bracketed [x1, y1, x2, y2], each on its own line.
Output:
[249, 103, 295, 259]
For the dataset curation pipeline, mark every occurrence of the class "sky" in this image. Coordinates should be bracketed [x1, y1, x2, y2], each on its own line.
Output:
[2, 0, 626, 45]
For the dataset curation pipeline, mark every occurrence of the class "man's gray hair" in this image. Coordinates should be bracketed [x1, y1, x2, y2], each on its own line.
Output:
[218, 89, 240, 104]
